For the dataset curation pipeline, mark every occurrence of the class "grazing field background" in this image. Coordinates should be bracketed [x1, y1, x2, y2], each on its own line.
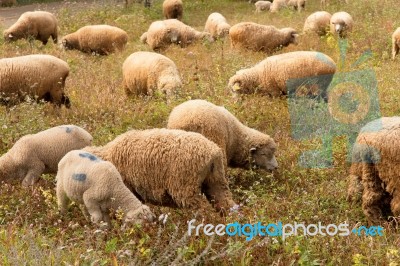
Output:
[1, 0, 400, 265]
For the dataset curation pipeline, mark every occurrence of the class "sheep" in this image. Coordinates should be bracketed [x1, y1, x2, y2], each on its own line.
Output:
[392, 27, 400, 60]
[204, 12, 231, 39]
[0, 0, 16, 7]
[303, 11, 332, 36]
[347, 117, 400, 224]
[167, 99, 278, 172]
[255, 1, 272, 12]
[61, 25, 128, 55]
[122, 51, 182, 98]
[330, 11, 353, 38]
[141, 19, 213, 51]
[3, 11, 58, 45]
[163, 0, 183, 20]
[228, 51, 336, 98]
[229, 22, 298, 53]
[56, 150, 155, 225]
[84, 128, 238, 213]
[0, 54, 70, 107]
[0, 125, 93, 186]
[270, 0, 305, 12]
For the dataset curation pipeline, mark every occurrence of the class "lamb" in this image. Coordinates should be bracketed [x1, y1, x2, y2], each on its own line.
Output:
[255, 1, 272, 12]
[228, 51, 336, 98]
[163, 0, 183, 20]
[167, 99, 278, 172]
[0, 125, 93, 186]
[0, 54, 70, 107]
[229, 22, 298, 53]
[122, 51, 182, 98]
[56, 150, 155, 225]
[204, 12, 231, 39]
[84, 128, 238, 213]
[330, 11, 353, 38]
[3, 11, 58, 45]
[392, 27, 400, 60]
[0, 0, 16, 7]
[61, 25, 128, 55]
[303, 11, 332, 36]
[347, 117, 400, 224]
[141, 19, 213, 51]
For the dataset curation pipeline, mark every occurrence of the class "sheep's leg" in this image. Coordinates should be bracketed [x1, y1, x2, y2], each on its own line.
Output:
[347, 174, 363, 202]
[22, 163, 45, 186]
[361, 163, 386, 224]
[83, 192, 103, 224]
[390, 191, 400, 218]
[56, 183, 69, 214]
[392, 42, 399, 60]
[51, 33, 58, 44]
[79, 204, 91, 222]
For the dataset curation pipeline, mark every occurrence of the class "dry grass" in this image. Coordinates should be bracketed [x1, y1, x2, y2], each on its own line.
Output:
[0, 0, 400, 264]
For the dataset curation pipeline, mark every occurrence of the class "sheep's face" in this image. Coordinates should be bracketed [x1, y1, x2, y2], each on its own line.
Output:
[332, 19, 347, 37]
[125, 205, 155, 224]
[3, 30, 17, 42]
[250, 143, 278, 171]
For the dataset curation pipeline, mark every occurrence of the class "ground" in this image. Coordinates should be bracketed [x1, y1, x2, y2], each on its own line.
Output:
[0, 0, 400, 265]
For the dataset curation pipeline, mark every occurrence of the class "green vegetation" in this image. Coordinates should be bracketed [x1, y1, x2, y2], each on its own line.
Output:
[1, 0, 400, 264]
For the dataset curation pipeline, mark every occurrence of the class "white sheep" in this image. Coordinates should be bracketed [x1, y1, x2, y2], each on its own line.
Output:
[392, 27, 400, 60]
[61, 25, 128, 55]
[270, 0, 305, 12]
[0, 125, 93, 186]
[228, 51, 336, 98]
[255, 1, 272, 12]
[204, 12, 231, 39]
[122, 51, 182, 98]
[167, 99, 278, 171]
[0, 54, 70, 107]
[303, 11, 332, 36]
[84, 128, 238, 213]
[163, 0, 183, 20]
[3, 11, 58, 45]
[330, 11, 353, 38]
[229, 22, 298, 52]
[56, 150, 155, 225]
[141, 19, 213, 51]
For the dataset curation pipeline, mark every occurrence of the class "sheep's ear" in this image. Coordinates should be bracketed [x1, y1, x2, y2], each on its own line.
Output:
[292, 33, 299, 38]
[8, 33, 13, 38]
[250, 147, 257, 154]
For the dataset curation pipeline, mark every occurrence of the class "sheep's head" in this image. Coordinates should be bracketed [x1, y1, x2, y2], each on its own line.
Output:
[125, 205, 155, 224]
[249, 140, 278, 171]
[60, 35, 79, 50]
[282, 28, 299, 46]
[200, 32, 215, 43]
[331, 19, 347, 38]
[228, 70, 258, 95]
[3, 30, 17, 42]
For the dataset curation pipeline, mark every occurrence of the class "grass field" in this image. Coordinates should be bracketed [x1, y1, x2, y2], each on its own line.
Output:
[1, 0, 400, 265]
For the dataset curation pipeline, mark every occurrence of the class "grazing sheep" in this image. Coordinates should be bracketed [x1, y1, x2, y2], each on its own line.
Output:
[56, 150, 155, 225]
[0, 54, 70, 107]
[167, 99, 278, 172]
[0, 125, 93, 186]
[228, 51, 336, 98]
[330, 11, 353, 38]
[270, 0, 305, 12]
[142, 19, 213, 51]
[163, 0, 183, 20]
[287, 0, 306, 11]
[303, 11, 332, 36]
[61, 25, 128, 55]
[392, 27, 400, 60]
[347, 117, 400, 224]
[204, 12, 231, 39]
[122, 51, 182, 98]
[3, 11, 58, 45]
[270, 0, 287, 12]
[255, 1, 272, 12]
[0, 0, 16, 7]
[229, 22, 298, 52]
[84, 128, 238, 213]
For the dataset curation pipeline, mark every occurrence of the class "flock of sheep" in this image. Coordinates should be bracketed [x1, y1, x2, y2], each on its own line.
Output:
[0, 0, 400, 226]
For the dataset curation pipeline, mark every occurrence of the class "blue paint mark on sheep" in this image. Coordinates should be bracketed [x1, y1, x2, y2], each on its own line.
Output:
[79, 152, 100, 162]
[60, 126, 73, 133]
[72, 173, 87, 181]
